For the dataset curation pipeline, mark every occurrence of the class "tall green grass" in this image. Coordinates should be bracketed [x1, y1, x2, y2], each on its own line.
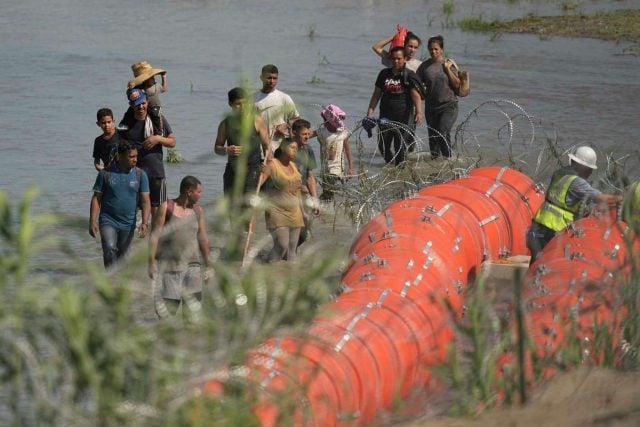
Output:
[0, 183, 340, 424]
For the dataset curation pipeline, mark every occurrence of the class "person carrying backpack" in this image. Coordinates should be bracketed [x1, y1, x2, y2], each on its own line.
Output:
[89, 141, 151, 268]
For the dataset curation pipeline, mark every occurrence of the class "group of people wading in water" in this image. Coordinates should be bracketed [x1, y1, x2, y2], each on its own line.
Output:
[88, 27, 476, 318]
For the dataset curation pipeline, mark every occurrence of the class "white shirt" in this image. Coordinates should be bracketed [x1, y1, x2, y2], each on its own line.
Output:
[254, 89, 299, 152]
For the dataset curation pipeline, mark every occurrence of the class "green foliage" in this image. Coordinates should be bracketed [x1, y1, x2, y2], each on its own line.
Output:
[442, 0, 455, 27]
[458, 17, 501, 32]
[307, 75, 325, 85]
[0, 188, 340, 425]
[307, 24, 316, 39]
[165, 148, 183, 163]
[441, 279, 506, 416]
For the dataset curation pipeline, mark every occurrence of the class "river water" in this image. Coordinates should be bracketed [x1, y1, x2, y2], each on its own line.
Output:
[1, 0, 639, 263]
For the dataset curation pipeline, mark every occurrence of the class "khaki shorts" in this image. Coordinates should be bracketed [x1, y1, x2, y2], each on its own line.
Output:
[160, 264, 202, 300]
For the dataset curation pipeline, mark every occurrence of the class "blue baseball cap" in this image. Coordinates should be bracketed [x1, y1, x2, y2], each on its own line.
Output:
[127, 88, 147, 107]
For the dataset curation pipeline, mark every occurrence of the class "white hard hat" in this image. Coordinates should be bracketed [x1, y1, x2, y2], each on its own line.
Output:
[568, 146, 597, 170]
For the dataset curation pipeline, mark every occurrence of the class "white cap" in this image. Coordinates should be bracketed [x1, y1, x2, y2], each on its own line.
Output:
[568, 146, 597, 170]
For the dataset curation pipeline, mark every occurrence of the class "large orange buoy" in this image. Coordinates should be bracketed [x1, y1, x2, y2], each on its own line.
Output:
[321, 298, 419, 400]
[418, 184, 512, 259]
[515, 216, 635, 384]
[200, 167, 544, 425]
[467, 166, 544, 218]
[453, 175, 533, 255]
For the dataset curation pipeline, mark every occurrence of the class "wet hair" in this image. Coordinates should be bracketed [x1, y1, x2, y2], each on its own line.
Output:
[404, 31, 421, 47]
[275, 138, 298, 158]
[261, 64, 279, 76]
[117, 141, 136, 154]
[291, 118, 311, 133]
[97, 108, 114, 122]
[180, 175, 201, 194]
[228, 87, 248, 104]
[390, 46, 406, 57]
[427, 35, 444, 49]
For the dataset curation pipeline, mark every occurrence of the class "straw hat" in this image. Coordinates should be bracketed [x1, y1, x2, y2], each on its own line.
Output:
[130, 60, 165, 87]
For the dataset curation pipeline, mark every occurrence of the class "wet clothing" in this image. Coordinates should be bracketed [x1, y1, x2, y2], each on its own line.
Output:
[92, 165, 149, 268]
[318, 126, 349, 178]
[265, 159, 304, 230]
[156, 200, 204, 299]
[119, 113, 173, 178]
[294, 143, 317, 191]
[416, 58, 459, 158]
[159, 267, 202, 301]
[375, 67, 418, 122]
[93, 132, 122, 169]
[99, 224, 135, 268]
[222, 114, 263, 196]
[254, 89, 299, 153]
[374, 67, 421, 165]
[92, 165, 149, 230]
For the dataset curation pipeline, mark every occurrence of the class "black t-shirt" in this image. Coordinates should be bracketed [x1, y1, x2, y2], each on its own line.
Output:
[92, 133, 122, 168]
[375, 68, 414, 122]
[120, 114, 173, 178]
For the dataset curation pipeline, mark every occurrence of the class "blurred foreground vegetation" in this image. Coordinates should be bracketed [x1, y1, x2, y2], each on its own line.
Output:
[0, 187, 342, 425]
[3, 102, 640, 424]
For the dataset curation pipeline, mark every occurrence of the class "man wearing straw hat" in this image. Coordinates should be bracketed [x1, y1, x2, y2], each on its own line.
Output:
[526, 145, 622, 263]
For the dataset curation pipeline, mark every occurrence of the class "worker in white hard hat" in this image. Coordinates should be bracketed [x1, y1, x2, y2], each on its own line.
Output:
[526, 146, 623, 263]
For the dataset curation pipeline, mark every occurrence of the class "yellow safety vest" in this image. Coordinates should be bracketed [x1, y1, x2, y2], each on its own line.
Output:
[533, 174, 579, 232]
[622, 181, 640, 230]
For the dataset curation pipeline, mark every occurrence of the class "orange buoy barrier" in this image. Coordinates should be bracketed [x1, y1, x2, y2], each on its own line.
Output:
[201, 167, 542, 425]
[349, 195, 484, 270]
[453, 176, 534, 255]
[514, 216, 635, 383]
[418, 184, 512, 259]
[467, 166, 544, 218]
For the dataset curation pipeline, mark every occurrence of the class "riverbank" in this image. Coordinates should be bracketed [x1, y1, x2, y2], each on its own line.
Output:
[460, 9, 640, 51]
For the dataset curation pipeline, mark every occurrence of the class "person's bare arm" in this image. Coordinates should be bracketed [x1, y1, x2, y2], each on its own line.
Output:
[138, 192, 151, 238]
[410, 88, 423, 125]
[258, 162, 272, 188]
[343, 136, 354, 176]
[160, 72, 168, 93]
[89, 192, 102, 237]
[444, 59, 461, 91]
[597, 193, 624, 206]
[307, 171, 320, 215]
[214, 120, 232, 156]
[255, 115, 273, 162]
[148, 201, 167, 278]
[367, 87, 383, 117]
[196, 206, 211, 269]
[144, 132, 176, 150]
[372, 34, 394, 58]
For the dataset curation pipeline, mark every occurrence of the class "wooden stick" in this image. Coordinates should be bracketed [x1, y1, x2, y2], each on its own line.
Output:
[241, 137, 271, 267]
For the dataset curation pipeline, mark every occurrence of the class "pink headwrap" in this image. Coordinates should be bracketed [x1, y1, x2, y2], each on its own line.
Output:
[320, 104, 346, 132]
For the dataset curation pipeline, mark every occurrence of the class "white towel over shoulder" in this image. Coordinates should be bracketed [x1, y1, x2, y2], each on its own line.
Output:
[144, 116, 154, 139]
